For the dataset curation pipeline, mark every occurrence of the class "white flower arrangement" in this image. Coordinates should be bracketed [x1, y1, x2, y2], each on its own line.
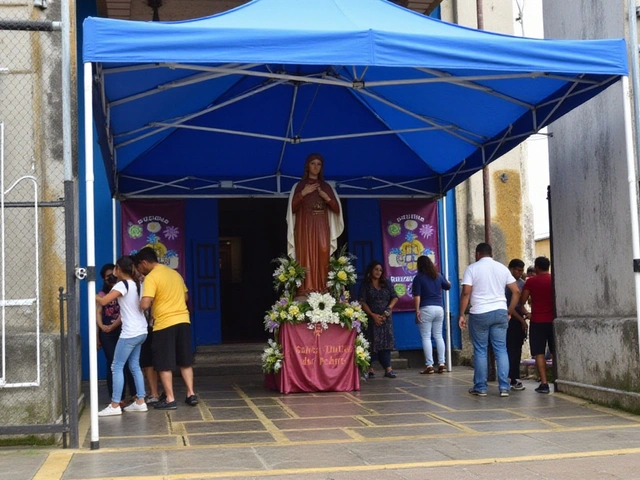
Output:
[334, 301, 368, 331]
[264, 297, 309, 332]
[262, 339, 284, 373]
[264, 247, 372, 377]
[272, 255, 306, 299]
[305, 292, 340, 330]
[356, 332, 370, 351]
[354, 333, 371, 373]
[327, 245, 358, 299]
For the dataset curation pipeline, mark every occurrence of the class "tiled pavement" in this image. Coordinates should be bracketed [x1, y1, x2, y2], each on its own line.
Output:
[7, 367, 640, 479]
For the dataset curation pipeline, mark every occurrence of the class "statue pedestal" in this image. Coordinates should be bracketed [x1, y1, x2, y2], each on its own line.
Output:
[264, 323, 360, 394]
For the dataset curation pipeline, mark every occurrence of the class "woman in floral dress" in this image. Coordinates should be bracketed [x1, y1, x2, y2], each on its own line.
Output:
[358, 261, 398, 378]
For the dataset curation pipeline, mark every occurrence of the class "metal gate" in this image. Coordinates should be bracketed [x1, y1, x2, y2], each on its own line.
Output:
[0, 3, 79, 447]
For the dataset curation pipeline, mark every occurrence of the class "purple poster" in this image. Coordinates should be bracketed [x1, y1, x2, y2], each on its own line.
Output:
[379, 200, 439, 311]
[121, 200, 186, 279]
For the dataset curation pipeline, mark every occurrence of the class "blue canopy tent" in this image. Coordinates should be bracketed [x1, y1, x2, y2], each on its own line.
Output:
[81, 0, 633, 448]
[82, 0, 627, 198]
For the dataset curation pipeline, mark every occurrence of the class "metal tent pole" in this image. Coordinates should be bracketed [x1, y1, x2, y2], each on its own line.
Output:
[112, 198, 117, 262]
[442, 195, 452, 371]
[84, 61, 100, 450]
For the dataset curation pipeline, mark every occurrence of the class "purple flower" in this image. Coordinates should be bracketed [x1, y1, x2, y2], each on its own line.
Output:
[277, 298, 289, 306]
[419, 224, 435, 239]
[353, 320, 361, 332]
[267, 320, 280, 332]
[163, 225, 180, 240]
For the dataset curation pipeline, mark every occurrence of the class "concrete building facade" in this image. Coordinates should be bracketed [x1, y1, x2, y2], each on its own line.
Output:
[544, 0, 640, 410]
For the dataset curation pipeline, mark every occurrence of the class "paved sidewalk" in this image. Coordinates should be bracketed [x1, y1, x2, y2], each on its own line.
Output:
[6, 367, 640, 479]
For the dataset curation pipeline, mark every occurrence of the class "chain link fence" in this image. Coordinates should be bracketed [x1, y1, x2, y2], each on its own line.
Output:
[0, 1, 76, 446]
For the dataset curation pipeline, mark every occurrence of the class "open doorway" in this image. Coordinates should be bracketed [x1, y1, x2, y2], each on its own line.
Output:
[218, 198, 288, 343]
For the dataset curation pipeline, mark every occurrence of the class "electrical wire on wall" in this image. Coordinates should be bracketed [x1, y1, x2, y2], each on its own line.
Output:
[515, 0, 526, 36]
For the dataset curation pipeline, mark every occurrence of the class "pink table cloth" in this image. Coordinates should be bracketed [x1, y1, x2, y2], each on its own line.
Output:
[264, 322, 360, 394]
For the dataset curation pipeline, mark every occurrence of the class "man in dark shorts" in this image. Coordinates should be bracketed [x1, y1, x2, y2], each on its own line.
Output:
[521, 256, 554, 394]
[135, 247, 198, 409]
[139, 323, 160, 403]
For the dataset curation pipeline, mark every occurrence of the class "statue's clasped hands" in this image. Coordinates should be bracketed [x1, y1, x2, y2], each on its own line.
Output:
[301, 183, 319, 197]
[301, 182, 330, 202]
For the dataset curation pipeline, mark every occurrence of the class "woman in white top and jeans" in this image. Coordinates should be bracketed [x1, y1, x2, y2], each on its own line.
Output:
[95, 256, 148, 416]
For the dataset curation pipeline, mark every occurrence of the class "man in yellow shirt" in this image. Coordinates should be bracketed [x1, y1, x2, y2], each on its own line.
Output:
[135, 247, 197, 409]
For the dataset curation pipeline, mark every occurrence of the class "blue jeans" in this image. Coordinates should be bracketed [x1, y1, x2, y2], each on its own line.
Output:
[99, 330, 136, 399]
[468, 309, 510, 392]
[418, 306, 445, 366]
[111, 333, 147, 404]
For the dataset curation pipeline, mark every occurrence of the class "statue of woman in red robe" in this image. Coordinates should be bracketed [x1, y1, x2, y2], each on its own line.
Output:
[286, 153, 344, 296]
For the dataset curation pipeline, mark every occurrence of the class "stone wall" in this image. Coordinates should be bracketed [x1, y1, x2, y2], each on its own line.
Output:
[543, 0, 640, 407]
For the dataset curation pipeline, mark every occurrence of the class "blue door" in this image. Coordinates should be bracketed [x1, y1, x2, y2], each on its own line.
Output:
[186, 199, 221, 345]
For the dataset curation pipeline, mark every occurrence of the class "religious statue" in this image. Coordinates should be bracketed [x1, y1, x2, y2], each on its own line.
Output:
[286, 153, 344, 295]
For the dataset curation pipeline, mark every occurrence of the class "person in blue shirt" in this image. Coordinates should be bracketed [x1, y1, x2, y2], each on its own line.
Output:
[412, 255, 451, 374]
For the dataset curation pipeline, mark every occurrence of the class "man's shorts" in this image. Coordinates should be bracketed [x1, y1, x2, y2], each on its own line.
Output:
[140, 326, 154, 368]
[529, 322, 555, 357]
[151, 322, 193, 371]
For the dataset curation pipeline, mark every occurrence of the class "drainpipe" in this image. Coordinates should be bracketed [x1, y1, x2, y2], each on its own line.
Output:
[61, 0, 79, 448]
[476, 0, 496, 381]
[476, 0, 491, 244]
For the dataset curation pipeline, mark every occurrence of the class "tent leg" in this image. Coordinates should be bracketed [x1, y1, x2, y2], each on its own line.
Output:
[112, 198, 117, 262]
[84, 61, 100, 450]
[622, 76, 640, 369]
[442, 196, 452, 372]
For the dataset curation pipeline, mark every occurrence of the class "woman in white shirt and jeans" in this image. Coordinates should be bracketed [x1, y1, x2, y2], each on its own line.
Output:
[96, 256, 148, 416]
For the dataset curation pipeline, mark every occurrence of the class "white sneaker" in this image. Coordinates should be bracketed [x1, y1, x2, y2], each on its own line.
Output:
[98, 404, 122, 417]
[124, 401, 148, 412]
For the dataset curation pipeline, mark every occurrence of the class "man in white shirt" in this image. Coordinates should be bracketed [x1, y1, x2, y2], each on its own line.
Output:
[459, 243, 520, 397]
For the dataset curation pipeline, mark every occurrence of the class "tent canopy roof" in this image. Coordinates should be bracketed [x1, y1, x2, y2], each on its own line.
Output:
[83, 0, 628, 198]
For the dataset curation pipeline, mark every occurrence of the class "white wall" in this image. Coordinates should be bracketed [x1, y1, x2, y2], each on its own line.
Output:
[514, 0, 551, 241]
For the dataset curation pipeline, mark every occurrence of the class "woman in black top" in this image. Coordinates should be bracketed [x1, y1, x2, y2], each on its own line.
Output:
[358, 261, 398, 378]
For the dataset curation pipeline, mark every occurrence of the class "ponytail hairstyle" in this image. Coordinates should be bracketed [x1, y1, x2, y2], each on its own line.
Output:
[116, 255, 141, 297]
